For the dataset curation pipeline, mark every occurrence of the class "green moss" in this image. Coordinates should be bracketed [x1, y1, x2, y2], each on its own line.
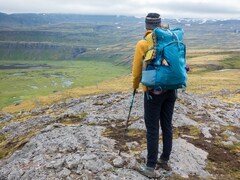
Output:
[225, 142, 240, 154]
[88, 122, 97, 126]
[0, 122, 7, 129]
[189, 126, 201, 136]
[57, 113, 88, 125]
[173, 126, 201, 139]
[173, 127, 180, 139]
[0, 129, 39, 159]
[205, 161, 215, 174]
[0, 133, 6, 143]
[80, 112, 88, 118]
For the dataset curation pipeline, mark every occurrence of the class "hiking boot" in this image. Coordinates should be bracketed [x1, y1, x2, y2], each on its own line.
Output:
[156, 159, 172, 171]
[137, 164, 158, 178]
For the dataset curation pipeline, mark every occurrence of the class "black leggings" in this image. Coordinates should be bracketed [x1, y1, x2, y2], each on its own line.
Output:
[144, 90, 176, 168]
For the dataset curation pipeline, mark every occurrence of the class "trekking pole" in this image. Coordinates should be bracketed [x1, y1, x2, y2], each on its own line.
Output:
[119, 89, 136, 155]
[125, 89, 136, 134]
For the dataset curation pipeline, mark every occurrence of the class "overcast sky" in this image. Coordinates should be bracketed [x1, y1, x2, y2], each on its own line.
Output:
[1, 0, 240, 19]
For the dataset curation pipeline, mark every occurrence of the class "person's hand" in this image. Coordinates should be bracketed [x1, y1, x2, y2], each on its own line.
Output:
[133, 89, 140, 94]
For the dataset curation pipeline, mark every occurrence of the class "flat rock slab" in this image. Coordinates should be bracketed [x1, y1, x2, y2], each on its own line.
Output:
[0, 91, 239, 179]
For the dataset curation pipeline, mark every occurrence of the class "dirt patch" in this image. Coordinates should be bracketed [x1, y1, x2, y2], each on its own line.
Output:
[56, 113, 87, 126]
[173, 126, 240, 179]
[102, 119, 146, 153]
[186, 136, 240, 179]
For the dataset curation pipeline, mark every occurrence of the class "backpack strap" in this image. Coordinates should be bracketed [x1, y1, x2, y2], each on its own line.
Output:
[167, 29, 182, 49]
[143, 32, 157, 62]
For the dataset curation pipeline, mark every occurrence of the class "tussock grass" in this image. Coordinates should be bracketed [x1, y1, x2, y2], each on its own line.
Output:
[186, 49, 240, 103]
[188, 70, 240, 98]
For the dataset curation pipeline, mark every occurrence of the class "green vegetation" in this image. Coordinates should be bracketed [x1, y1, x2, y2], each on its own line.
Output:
[1, 49, 239, 112]
[0, 128, 40, 159]
[0, 60, 130, 110]
[0, 133, 6, 143]
[0, 15, 239, 111]
[221, 53, 240, 69]
[57, 113, 88, 126]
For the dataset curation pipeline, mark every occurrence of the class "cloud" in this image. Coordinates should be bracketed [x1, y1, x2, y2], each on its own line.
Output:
[142, 1, 240, 18]
[0, 0, 239, 19]
[154, 1, 240, 14]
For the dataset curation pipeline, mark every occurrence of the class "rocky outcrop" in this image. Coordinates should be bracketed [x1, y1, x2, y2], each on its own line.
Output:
[0, 42, 87, 60]
[0, 91, 239, 179]
[0, 42, 61, 49]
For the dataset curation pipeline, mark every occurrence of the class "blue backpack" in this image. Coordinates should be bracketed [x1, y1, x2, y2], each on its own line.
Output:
[141, 27, 187, 90]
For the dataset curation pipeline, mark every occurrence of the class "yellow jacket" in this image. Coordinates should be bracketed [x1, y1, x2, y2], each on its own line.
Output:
[132, 30, 152, 92]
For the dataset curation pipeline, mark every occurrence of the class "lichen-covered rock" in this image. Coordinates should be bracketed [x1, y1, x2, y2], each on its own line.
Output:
[112, 156, 124, 168]
[201, 126, 213, 138]
[58, 168, 71, 178]
[173, 114, 198, 127]
[0, 125, 116, 179]
[170, 138, 211, 179]
[0, 113, 15, 123]
[0, 91, 239, 179]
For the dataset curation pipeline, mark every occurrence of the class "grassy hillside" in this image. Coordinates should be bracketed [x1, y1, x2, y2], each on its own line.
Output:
[186, 50, 240, 102]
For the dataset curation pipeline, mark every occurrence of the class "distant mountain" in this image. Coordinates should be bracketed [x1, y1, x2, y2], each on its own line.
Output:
[1, 12, 240, 31]
[0, 13, 239, 63]
[0, 12, 139, 27]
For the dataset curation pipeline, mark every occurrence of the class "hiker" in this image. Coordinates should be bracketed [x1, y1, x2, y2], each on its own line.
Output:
[132, 13, 177, 178]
